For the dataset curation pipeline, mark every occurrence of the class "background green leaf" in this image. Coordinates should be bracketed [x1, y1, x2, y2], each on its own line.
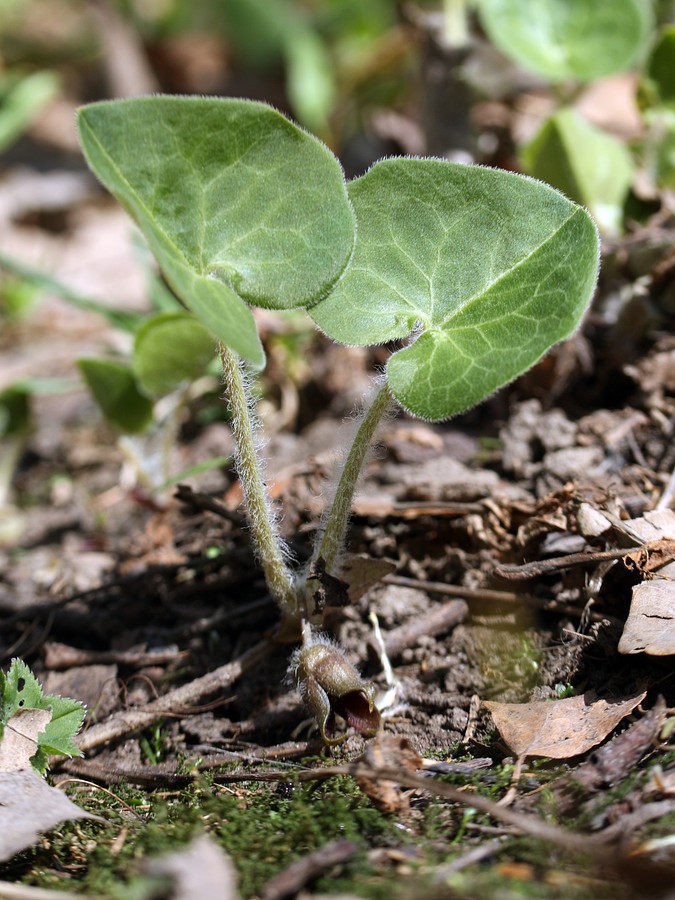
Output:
[77, 97, 356, 367]
[310, 158, 599, 421]
[77, 358, 154, 434]
[521, 108, 634, 236]
[133, 312, 215, 397]
[477, 0, 653, 83]
[643, 25, 675, 108]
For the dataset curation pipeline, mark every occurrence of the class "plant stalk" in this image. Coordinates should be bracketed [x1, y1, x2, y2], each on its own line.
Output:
[219, 344, 296, 613]
[311, 381, 392, 576]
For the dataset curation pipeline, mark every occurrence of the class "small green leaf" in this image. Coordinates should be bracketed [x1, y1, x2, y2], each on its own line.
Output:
[477, 0, 653, 82]
[0, 659, 84, 774]
[284, 30, 335, 135]
[310, 158, 599, 422]
[77, 96, 356, 366]
[0, 386, 30, 439]
[643, 107, 675, 188]
[133, 312, 215, 397]
[642, 25, 675, 108]
[521, 108, 634, 236]
[78, 358, 154, 434]
[0, 70, 59, 153]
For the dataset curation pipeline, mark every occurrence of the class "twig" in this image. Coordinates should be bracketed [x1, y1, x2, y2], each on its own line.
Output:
[372, 597, 468, 660]
[259, 839, 358, 900]
[174, 484, 245, 525]
[73, 639, 273, 754]
[432, 838, 506, 880]
[492, 548, 630, 580]
[0, 884, 98, 900]
[656, 462, 675, 511]
[383, 573, 614, 623]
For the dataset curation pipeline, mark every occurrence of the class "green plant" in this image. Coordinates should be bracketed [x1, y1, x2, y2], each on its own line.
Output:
[469, 0, 664, 235]
[77, 95, 599, 742]
[0, 659, 85, 774]
[77, 309, 228, 495]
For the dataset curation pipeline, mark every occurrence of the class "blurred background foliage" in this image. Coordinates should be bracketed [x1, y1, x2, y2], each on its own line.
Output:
[0, 0, 673, 180]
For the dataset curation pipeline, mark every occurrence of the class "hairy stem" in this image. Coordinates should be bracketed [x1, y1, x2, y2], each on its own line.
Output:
[219, 344, 296, 613]
[311, 382, 392, 576]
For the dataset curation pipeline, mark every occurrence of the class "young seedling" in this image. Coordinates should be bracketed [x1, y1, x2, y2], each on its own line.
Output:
[77, 95, 599, 743]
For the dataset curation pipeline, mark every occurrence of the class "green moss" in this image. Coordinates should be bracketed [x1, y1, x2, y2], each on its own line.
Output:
[4, 747, 672, 899]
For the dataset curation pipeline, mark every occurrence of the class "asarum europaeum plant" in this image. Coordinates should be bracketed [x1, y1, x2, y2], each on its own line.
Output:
[77, 95, 599, 743]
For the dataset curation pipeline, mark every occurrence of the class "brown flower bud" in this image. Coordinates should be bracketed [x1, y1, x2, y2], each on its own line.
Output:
[290, 635, 381, 745]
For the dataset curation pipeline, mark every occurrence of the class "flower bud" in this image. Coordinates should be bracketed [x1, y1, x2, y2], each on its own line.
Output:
[290, 635, 381, 745]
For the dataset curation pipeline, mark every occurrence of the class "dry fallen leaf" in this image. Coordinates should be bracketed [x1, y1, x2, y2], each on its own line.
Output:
[0, 769, 101, 862]
[618, 509, 675, 656]
[483, 690, 646, 759]
[355, 733, 422, 814]
[0, 707, 51, 772]
[143, 835, 239, 900]
[618, 581, 675, 655]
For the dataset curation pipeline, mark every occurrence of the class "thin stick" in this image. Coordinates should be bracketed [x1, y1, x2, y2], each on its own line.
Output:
[311, 382, 392, 575]
[219, 344, 296, 612]
[73, 639, 271, 753]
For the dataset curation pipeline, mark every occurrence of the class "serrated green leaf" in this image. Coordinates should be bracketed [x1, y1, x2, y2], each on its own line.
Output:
[477, 0, 653, 83]
[78, 358, 154, 434]
[310, 158, 599, 422]
[77, 96, 356, 366]
[2, 659, 43, 718]
[521, 108, 634, 236]
[133, 312, 215, 397]
[36, 694, 86, 760]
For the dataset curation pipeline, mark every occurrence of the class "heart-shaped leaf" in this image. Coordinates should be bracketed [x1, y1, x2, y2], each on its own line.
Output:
[310, 158, 599, 421]
[133, 312, 215, 397]
[477, 0, 653, 83]
[521, 108, 634, 236]
[77, 96, 356, 368]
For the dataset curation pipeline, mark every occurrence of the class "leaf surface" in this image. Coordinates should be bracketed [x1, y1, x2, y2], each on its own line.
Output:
[477, 0, 653, 83]
[643, 26, 675, 108]
[78, 357, 154, 434]
[77, 96, 356, 367]
[484, 689, 646, 759]
[0, 770, 98, 862]
[133, 312, 215, 397]
[310, 158, 599, 421]
[521, 108, 634, 236]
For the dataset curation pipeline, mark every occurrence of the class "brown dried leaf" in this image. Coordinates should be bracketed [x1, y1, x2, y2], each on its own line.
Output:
[618, 580, 675, 655]
[341, 554, 397, 602]
[0, 708, 51, 772]
[356, 734, 422, 814]
[0, 769, 101, 862]
[617, 510, 675, 656]
[143, 835, 239, 900]
[483, 690, 646, 759]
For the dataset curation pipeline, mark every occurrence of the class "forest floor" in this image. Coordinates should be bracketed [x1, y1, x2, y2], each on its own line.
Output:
[1, 12, 675, 897]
